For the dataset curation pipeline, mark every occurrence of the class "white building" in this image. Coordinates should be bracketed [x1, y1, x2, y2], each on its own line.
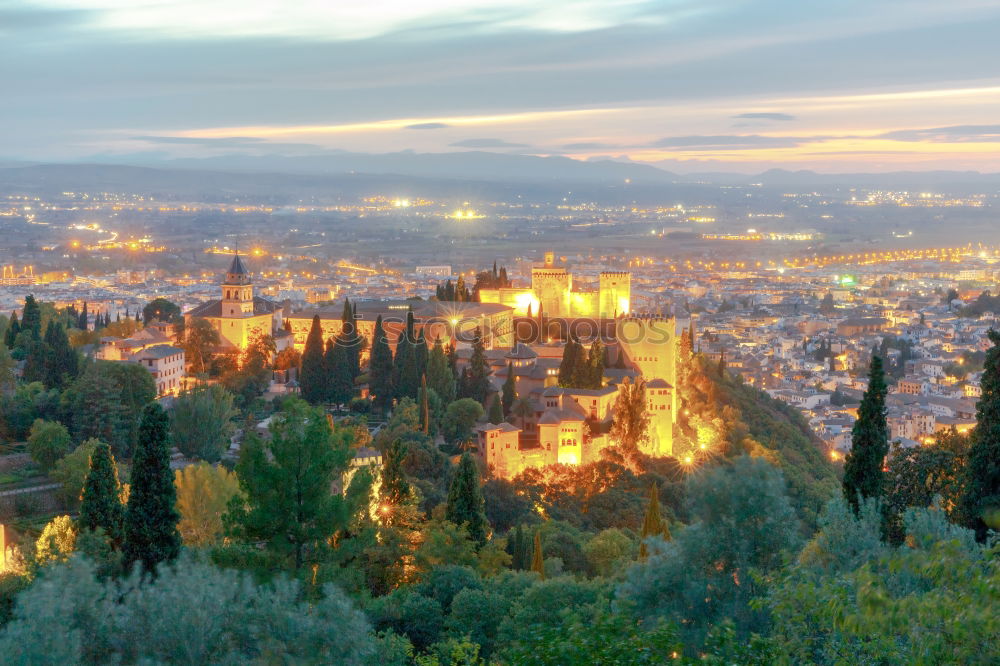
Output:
[131, 344, 185, 397]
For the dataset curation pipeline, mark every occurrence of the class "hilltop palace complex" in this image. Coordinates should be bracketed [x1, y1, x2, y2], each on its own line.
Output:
[185, 251, 685, 479]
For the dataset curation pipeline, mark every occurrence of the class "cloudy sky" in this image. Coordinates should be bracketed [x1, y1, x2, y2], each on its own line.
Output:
[4, 0, 1000, 172]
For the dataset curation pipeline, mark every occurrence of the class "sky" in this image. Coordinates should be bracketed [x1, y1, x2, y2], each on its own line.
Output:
[3, 0, 1000, 172]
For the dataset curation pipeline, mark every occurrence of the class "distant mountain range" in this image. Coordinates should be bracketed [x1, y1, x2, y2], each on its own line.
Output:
[1, 150, 999, 199]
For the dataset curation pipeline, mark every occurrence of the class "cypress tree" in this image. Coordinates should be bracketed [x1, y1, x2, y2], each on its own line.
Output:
[380, 439, 410, 527]
[465, 327, 491, 404]
[78, 442, 124, 544]
[340, 299, 361, 382]
[501, 362, 516, 416]
[558, 335, 582, 387]
[370, 315, 395, 412]
[446, 452, 488, 547]
[961, 329, 1000, 541]
[414, 327, 428, 376]
[394, 312, 420, 401]
[21, 335, 48, 384]
[328, 337, 353, 406]
[322, 337, 337, 402]
[43, 321, 78, 389]
[582, 338, 604, 389]
[20, 295, 41, 339]
[124, 403, 181, 573]
[531, 531, 545, 579]
[488, 395, 504, 425]
[299, 315, 327, 404]
[639, 484, 669, 560]
[4, 312, 19, 348]
[679, 327, 693, 359]
[419, 374, 430, 434]
[614, 346, 628, 369]
[843, 355, 889, 515]
[426, 336, 456, 404]
[506, 524, 525, 569]
[79, 302, 89, 330]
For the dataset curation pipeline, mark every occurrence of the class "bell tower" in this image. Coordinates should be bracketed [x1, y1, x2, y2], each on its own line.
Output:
[221, 251, 254, 317]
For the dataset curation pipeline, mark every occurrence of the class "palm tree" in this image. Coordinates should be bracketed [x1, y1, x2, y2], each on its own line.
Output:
[510, 396, 534, 430]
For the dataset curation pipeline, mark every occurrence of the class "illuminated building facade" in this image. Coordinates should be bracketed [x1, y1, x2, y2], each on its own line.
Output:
[478, 251, 630, 318]
[184, 253, 282, 351]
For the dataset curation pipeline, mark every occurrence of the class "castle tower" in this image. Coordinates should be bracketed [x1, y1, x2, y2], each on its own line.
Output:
[599, 271, 631, 319]
[531, 251, 571, 318]
[615, 315, 679, 457]
[221, 252, 254, 317]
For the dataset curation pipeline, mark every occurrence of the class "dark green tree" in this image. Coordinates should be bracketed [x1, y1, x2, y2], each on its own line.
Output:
[369, 315, 395, 412]
[299, 315, 327, 404]
[446, 453, 488, 547]
[961, 329, 1000, 541]
[78, 302, 88, 330]
[4, 311, 19, 348]
[487, 395, 504, 425]
[224, 398, 352, 570]
[339, 298, 361, 387]
[639, 484, 669, 560]
[380, 439, 412, 528]
[394, 312, 421, 401]
[843, 355, 889, 515]
[21, 335, 48, 385]
[142, 298, 181, 324]
[531, 531, 545, 579]
[327, 336, 353, 406]
[414, 328, 428, 374]
[20, 295, 41, 339]
[462, 327, 491, 404]
[443, 398, 484, 445]
[42, 321, 78, 389]
[501, 362, 517, 416]
[170, 383, 238, 462]
[613, 346, 628, 369]
[583, 338, 604, 389]
[426, 336, 456, 404]
[124, 403, 181, 573]
[419, 374, 430, 434]
[78, 442, 124, 544]
[558, 336, 583, 387]
[68, 363, 130, 456]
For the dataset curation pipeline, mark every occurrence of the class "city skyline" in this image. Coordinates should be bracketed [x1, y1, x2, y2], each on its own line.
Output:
[4, 0, 1000, 172]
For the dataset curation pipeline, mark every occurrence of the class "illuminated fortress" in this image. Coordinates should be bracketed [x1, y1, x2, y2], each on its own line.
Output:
[478, 251, 630, 319]
[479, 315, 683, 479]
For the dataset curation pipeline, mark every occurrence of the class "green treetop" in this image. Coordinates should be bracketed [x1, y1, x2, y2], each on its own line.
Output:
[639, 484, 668, 560]
[531, 531, 545, 579]
[843, 355, 889, 515]
[124, 403, 181, 573]
[78, 441, 125, 544]
[224, 398, 352, 570]
[369, 315, 395, 412]
[446, 453, 489, 547]
[426, 336, 456, 404]
[961, 328, 1000, 540]
[501, 362, 517, 416]
[299, 315, 327, 404]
